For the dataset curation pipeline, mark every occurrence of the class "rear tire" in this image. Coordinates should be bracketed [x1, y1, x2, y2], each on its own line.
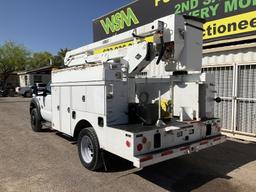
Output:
[78, 127, 103, 171]
[31, 108, 42, 132]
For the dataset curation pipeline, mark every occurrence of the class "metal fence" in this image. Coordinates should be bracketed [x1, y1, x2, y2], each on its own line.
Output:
[236, 65, 256, 134]
[203, 64, 256, 137]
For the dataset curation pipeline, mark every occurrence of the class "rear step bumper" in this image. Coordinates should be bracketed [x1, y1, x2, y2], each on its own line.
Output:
[134, 135, 226, 168]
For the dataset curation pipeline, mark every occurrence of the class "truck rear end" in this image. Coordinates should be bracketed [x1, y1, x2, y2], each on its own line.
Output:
[106, 118, 225, 168]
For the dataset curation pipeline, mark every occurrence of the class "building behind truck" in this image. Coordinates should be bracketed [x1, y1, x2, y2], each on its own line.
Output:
[93, 0, 256, 142]
[17, 66, 51, 97]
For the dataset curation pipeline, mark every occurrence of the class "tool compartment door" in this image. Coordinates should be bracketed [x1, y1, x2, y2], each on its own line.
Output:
[60, 87, 71, 135]
[86, 85, 105, 115]
[52, 86, 60, 131]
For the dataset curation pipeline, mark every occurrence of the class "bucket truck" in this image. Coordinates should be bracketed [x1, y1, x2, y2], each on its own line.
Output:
[30, 14, 225, 171]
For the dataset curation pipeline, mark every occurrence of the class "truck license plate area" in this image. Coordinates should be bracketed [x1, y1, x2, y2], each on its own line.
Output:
[135, 135, 226, 168]
[206, 124, 212, 136]
[154, 133, 161, 148]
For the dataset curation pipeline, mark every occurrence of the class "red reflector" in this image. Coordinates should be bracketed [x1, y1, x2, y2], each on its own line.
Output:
[180, 146, 189, 151]
[137, 144, 143, 152]
[142, 137, 147, 144]
[213, 137, 221, 142]
[140, 155, 153, 162]
[126, 140, 131, 148]
[200, 141, 209, 145]
[161, 150, 173, 156]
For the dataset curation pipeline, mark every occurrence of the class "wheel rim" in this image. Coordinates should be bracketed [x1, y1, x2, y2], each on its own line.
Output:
[81, 135, 94, 164]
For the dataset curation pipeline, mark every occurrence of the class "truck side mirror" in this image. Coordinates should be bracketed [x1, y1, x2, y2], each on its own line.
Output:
[32, 86, 38, 96]
[34, 88, 47, 97]
[40, 89, 47, 97]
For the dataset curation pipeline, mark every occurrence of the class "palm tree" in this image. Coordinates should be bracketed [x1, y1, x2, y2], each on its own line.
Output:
[53, 48, 70, 67]
[58, 48, 69, 59]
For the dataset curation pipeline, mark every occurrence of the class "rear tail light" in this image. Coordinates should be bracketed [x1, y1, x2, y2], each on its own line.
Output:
[142, 137, 147, 144]
[137, 143, 143, 152]
[161, 150, 173, 156]
[213, 137, 221, 142]
[126, 140, 131, 148]
[140, 155, 153, 162]
[200, 140, 209, 145]
[180, 146, 189, 151]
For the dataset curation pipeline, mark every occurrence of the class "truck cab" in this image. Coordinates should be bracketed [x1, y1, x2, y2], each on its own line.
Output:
[30, 82, 52, 130]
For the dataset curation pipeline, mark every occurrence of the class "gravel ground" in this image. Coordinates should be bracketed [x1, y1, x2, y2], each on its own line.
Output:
[0, 97, 256, 192]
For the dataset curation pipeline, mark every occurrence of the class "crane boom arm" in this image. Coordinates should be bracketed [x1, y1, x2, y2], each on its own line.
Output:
[64, 14, 204, 75]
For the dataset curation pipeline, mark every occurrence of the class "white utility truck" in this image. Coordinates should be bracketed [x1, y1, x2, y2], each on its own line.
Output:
[30, 14, 225, 171]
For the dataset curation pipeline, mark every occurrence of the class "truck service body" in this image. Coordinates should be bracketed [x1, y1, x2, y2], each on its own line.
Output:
[30, 14, 226, 171]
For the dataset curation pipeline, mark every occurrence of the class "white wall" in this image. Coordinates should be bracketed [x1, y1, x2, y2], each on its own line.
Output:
[19, 74, 51, 87]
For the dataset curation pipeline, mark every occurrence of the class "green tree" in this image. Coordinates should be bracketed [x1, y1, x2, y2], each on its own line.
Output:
[58, 48, 69, 59]
[53, 48, 69, 67]
[0, 42, 30, 89]
[28, 51, 53, 69]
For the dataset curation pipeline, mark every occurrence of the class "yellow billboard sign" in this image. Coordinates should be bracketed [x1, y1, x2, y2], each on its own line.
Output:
[204, 11, 256, 40]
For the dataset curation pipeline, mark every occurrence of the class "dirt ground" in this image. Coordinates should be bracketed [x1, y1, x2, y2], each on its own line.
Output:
[0, 97, 256, 192]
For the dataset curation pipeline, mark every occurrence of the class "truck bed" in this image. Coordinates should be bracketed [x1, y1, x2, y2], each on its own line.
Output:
[104, 118, 224, 168]
[110, 120, 196, 133]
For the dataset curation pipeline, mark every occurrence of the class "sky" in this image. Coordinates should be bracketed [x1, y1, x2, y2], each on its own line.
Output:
[0, 0, 132, 54]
